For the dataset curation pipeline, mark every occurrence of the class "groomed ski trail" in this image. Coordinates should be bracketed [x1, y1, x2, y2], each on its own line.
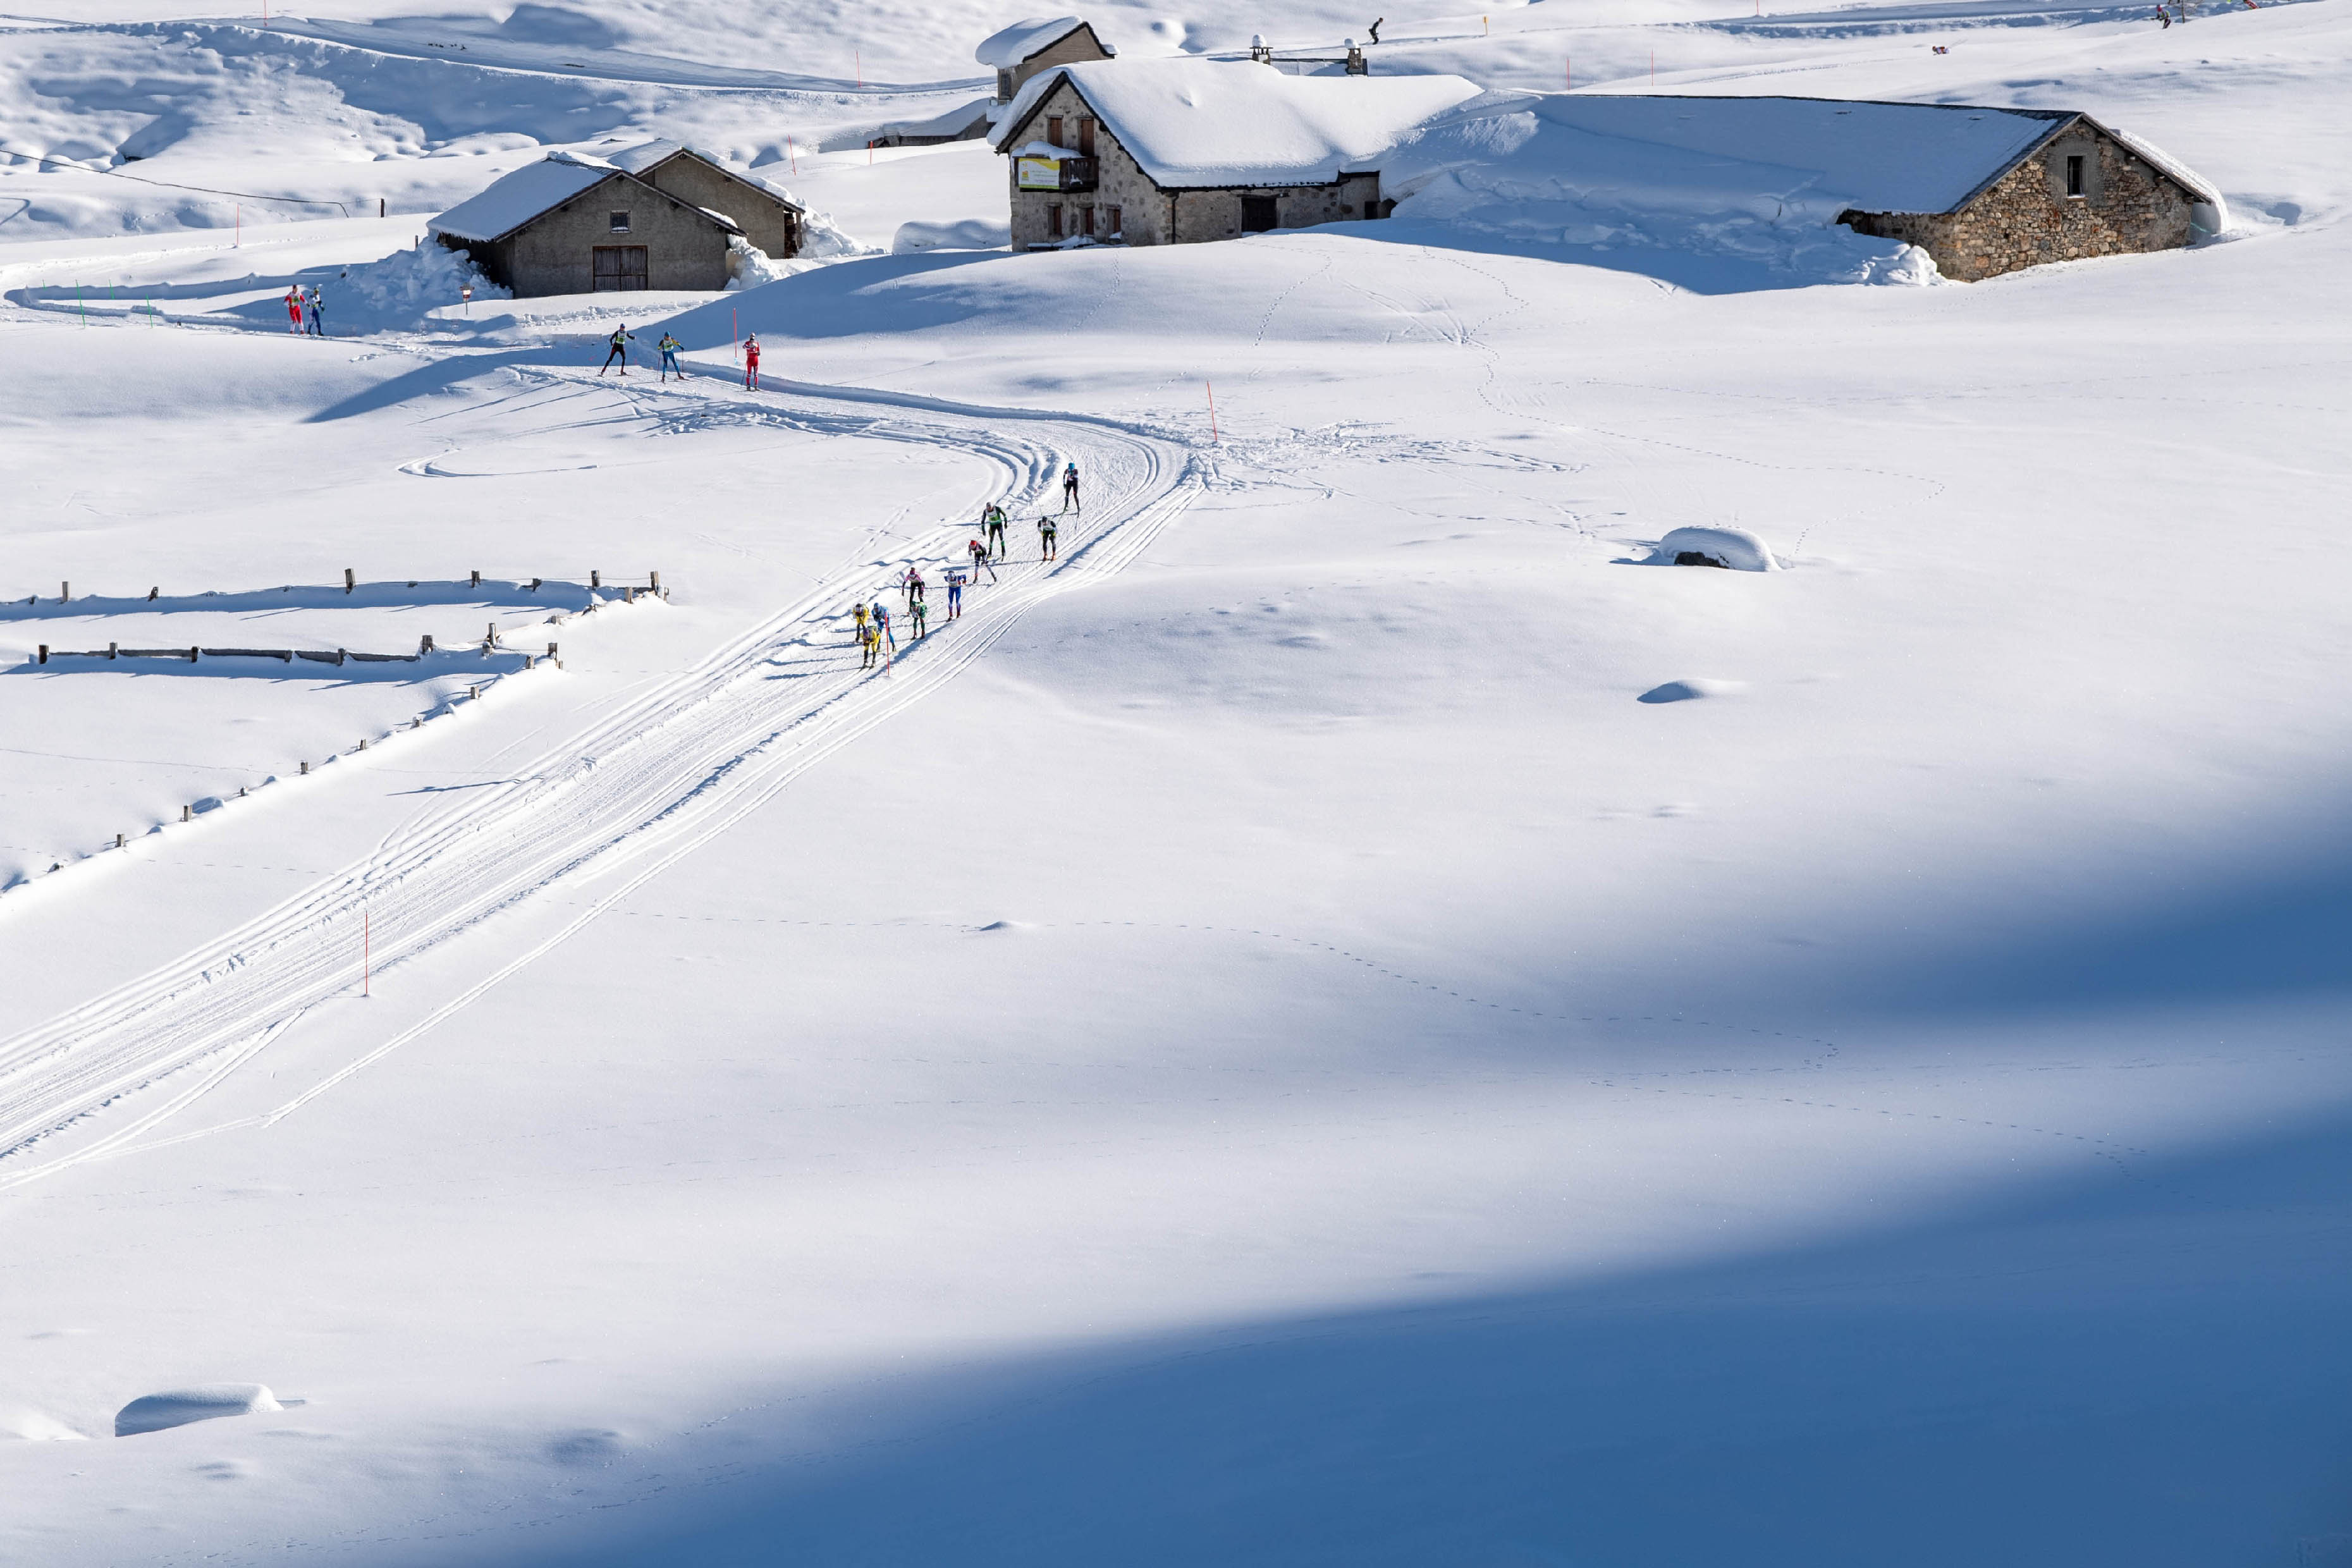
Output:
[0, 371, 1202, 1190]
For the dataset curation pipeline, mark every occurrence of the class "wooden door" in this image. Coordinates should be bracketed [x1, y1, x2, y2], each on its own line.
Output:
[592, 245, 649, 291]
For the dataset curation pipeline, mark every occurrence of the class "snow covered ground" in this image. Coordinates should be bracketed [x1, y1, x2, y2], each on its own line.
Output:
[3, 0, 2351, 1563]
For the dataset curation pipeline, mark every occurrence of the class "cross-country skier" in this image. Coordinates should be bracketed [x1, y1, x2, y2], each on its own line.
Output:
[874, 601, 895, 651]
[985, 505, 1008, 560]
[1061, 462, 1081, 512]
[658, 333, 683, 380]
[600, 325, 635, 376]
[969, 537, 996, 583]
[859, 621, 878, 669]
[945, 567, 965, 620]
[1368, 16, 1384, 42]
[902, 566, 925, 611]
[1038, 513, 1058, 561]
[911, 596, 929, 637]
[744, 334, 762, 390]
[305, 285, 324, 336]
[284, 288, 304, 333]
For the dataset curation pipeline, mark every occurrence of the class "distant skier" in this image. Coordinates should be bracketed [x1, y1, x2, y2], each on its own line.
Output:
[969, 537, 996, 583]
[874, 601, 895, 651]
[744, 333, 762, 390]
[984, 505, 1009, 560]
[858, 620, 878, 669]
[283, 288, 304, 333]
[902, 566, 925, 611]
[600, 324, 635, 376]
[1368, 15, 1383, 42]
[307, 285, 326, 336]
[911, 596, 929, 638]
[658, 332, 683, 380]
[945, 567, 965, 620]
[1038, 513, 1058, 561]
[1060, 462, 1081, 513]
[2155, 4, 2170, 22]
[853, 601, 870, 640]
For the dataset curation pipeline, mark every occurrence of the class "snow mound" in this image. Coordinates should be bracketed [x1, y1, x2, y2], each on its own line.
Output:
[726, 236, 795, 288]
[1650, 525, 1780, 572]
[1386, 95, 1948, 288]
[334, 240, 508, 329]
[1638, 678, 1748, 704]
[114, 1384, 282, 1437]
[797, 207, 883, 259]
[894, 217, 1010, 253]
[0, 1406, 86, 1442]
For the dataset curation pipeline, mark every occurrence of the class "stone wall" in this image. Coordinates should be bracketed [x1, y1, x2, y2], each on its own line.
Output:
[466, 173, 732, 296]
[1842, 119, 2195, 282]
[1004, 78, 1387, 250]
[639, 156, 800, 259]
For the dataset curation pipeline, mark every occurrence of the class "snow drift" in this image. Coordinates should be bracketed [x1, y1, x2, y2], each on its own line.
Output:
[1650, 525, 1780, 571]
[114, 1384, 282, 1437]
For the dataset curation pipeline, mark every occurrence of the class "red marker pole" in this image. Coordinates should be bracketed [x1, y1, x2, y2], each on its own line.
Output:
[788, 135, 797, 175]
[363, 907, 371, 997]
[1206, 380, 1220, 443]
[732, 307, 739, 364]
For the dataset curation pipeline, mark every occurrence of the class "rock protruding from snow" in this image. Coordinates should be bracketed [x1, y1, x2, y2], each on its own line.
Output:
[115, 1384, 282, 1437]
[1638, 678, 1747, 704]
[1650, 526, 1779, 572]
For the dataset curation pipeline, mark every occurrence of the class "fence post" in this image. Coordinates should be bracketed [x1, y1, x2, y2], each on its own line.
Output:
[37, 644, 47, 665]
[649, 570, 659, 591]
[182, 805, 191, 823]
[345, 568, 355, 594]
[148, 586, 159, 601]
[470, 570, 481, 589]
[300, 761, 309, 774]
[591, 570, 600, 589]
[60, 581, 69, 604]
[188, 646, 198, 663]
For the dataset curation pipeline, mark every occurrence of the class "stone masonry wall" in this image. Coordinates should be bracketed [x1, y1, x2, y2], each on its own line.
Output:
[641, 157, 800, 260]
[1005, 80, 1386, 250]
[492, 174, 731, 296]
[1843, 120, 2195, 282]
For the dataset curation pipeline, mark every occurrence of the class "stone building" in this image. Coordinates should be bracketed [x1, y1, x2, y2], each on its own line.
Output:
[605, 141, 804, 261]
[977, 15, 1116, 104]
[1835, 111, 2215, 281]
[990, 57, 1481, 250]
[1524, 95, 2222, 283]
[429, 146, 804, 297]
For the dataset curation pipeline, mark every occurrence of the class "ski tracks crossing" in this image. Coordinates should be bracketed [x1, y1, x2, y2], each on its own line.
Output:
[0, 372, 1203, 1189]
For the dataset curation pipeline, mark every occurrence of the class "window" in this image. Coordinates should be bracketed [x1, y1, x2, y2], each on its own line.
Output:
[1046, 115, 1063, 147]
[1077, 117, 1096, 157]
[1240, 195, 1278, 233]
[608, 210, 631, 233]
[2064, 154, 2085, 197]
[1078, 205, 1095, 237]
[1103, 204, 1122, 237]
[591, 245, 648, 291]
[1046, 204, 1062, 239]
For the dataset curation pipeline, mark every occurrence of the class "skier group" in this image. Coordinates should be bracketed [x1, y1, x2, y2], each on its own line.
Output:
[281, 285, 326, 336]
[596, 324, 757, 385]
[850, 465, 1082, 670]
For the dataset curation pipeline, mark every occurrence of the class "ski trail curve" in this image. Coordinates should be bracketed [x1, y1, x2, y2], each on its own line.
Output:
[0, 377, 1202, 1190]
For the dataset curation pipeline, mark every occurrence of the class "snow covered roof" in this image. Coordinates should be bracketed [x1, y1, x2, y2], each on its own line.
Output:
[1526, 96, 2183, 215]
[976, 16, 1107, 68]
[605, 138, 683, 175]
[993, 58, 1485, 188]
[429, 153, 615, 243]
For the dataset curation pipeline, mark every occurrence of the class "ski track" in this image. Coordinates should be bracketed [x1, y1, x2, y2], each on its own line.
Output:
[0, 369, 1202, 1191]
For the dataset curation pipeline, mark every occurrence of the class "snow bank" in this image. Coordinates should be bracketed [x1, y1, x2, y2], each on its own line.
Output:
[893, 217, 1010, 253]
[995, 58, 1483, 187]
[332, 239, 508, 328]
[1649, 525, 1780, 571]
[114, 1385, 281, 1437]
[1385, 95, 1944, 287]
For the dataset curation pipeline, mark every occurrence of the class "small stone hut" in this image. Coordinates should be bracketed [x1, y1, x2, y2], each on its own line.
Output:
[429, 146, 804, 297]
[977, 15, 1116, 104]
[1834, 107, 2217, 280]
[989, 57, 1481, 249]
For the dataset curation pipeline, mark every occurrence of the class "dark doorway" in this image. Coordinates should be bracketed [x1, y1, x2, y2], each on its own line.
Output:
[592, 245, 649, 291]
[1240, 196, 1278, 233]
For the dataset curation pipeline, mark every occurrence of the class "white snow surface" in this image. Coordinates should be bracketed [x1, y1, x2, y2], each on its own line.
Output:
[4, 0, 2352, 1563]
[974, 15, 1099, 68]
[993, 57, 1486, 186]
[1651, 525, 1780, 571]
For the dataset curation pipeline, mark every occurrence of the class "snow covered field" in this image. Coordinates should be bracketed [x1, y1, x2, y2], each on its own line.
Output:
[3, 0, 2350, 1563]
